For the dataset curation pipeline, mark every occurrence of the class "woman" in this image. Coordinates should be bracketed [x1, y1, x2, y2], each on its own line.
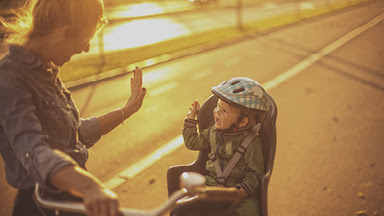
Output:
[0, 0, 146, 216]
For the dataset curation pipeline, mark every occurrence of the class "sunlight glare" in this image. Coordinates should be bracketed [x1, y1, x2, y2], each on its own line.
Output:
[301, 3, 314, 10]
[102, 18, 190, 51]
[143, 67, 175, 84]
[113, 3, 164, 17]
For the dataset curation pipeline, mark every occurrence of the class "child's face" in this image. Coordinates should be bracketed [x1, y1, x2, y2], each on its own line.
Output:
[213, 99, 241, 130]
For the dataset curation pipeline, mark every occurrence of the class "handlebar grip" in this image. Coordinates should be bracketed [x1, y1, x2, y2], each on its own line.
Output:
[34, 185, 87, 215]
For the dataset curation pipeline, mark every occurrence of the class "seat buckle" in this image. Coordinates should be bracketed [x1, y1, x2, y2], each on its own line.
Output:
[217, 177, 225, 185]
[209, 153, 217, 161]
[236, 145, 246, 154]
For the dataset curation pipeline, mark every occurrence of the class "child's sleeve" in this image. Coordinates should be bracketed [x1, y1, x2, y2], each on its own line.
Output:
[235, 137, 264, 197]
[182, 118, 210, 151]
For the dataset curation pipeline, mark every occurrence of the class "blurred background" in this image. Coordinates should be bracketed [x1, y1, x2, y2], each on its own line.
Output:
[1, 0, 362, 75]
[1, 0, 383, 215]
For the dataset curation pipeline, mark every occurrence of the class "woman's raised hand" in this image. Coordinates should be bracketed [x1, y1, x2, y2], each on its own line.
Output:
[123, 66, 146, 117]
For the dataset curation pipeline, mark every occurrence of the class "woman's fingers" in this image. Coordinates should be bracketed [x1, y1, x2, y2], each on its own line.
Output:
[99, 201, 108, 216]
[82, 187, 121, 216]
[134, 67, 142, 85]
[85, 202, 94, 216]
[124, 67, 146, 114]
[136, 66, 142, 87]
[98, 199, 119, 216]
[134, 87, 146, 110]
[109, 200, 120, 216]
[85, 201, 99, 216]
[140, 87, 146, 99]
[131, 67, 143, 95]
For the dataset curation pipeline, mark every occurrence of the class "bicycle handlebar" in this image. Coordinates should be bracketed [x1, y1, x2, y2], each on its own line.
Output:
[34, 172, 242, 216]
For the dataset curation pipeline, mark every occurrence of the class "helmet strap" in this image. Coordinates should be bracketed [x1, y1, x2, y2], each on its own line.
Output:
[233, 122, 239, 132]
[232, 112, 246, 132]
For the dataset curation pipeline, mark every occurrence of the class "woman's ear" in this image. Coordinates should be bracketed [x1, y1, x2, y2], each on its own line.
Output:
[57, 25, 73, 41]
[238, 116, 249, 128]
[48, 26, 70, 44]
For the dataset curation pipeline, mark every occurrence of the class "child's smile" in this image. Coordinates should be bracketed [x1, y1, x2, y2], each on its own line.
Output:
[213, 99, 241, 130]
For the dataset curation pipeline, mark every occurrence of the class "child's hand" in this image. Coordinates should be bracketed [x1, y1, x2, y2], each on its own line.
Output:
[187, 101, 200, 119]
[230, 188, 248, 209]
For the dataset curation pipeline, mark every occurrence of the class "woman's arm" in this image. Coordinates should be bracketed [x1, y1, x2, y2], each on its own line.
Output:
[49, 165, 120, 216]
[97, 66, 146, 135]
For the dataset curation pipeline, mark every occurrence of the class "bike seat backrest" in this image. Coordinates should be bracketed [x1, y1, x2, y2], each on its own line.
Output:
[197, 95, 218, 132]
[258, 94, 277, 179]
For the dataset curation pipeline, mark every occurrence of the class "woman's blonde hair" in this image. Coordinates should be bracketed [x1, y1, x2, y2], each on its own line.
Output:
[1, 0, 107, 43]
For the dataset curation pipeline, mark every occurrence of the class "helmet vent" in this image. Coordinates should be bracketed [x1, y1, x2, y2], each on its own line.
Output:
[231, 81, 240, 85]
[233, 88, 245, 93]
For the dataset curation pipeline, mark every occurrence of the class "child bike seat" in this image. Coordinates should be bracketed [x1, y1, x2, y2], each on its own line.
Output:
[167, 94, 277, 216]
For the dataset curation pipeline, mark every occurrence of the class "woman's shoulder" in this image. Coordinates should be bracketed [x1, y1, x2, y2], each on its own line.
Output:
[0, 55, 19, 79]
[0, 44, 40, 83]
[0, 56, 25, 84]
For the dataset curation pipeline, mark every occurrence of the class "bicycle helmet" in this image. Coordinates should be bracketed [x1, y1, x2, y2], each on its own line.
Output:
[211, 77, 269, 112]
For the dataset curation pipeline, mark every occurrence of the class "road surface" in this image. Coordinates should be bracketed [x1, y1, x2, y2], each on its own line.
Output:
[0, 0, 383, 215]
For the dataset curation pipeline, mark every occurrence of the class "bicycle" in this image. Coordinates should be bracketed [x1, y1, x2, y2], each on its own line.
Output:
[34, 172, 243, 216]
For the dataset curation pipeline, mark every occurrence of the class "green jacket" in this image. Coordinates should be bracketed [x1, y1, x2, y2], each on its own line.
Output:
[183, 118, 264, 197]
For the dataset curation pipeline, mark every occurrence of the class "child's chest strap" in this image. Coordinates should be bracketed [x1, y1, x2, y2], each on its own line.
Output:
[209, 123, 261, 186]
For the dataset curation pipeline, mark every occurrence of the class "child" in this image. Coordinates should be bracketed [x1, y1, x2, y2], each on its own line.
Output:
[182, 77, 269, 216]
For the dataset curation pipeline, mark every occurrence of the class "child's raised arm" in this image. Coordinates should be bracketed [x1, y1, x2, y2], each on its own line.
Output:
[186, 101, 200, 119]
